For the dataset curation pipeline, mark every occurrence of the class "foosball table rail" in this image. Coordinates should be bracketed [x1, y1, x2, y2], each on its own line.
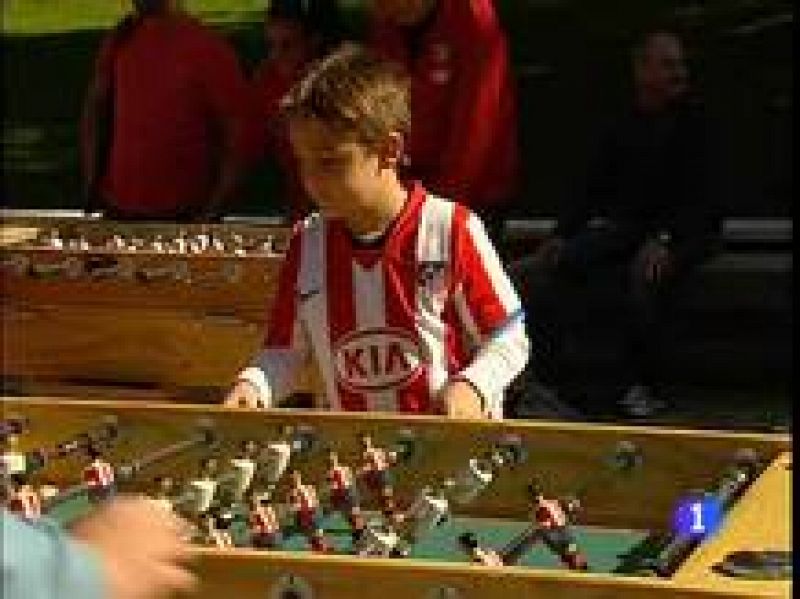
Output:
[2, 398, 789, 529]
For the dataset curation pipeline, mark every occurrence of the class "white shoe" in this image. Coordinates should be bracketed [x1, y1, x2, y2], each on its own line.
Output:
[619, 385, 667, 417]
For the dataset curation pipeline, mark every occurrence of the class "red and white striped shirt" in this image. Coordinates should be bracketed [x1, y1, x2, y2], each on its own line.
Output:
[250, 506, 280, 535]
[288, 484, 319, 514]
[327, 465, 355, 492]
[534, 500, 568, 529]
[83, 460, 115, 489]
[240, 183, 529, 418]
[8, 487, 42, 521]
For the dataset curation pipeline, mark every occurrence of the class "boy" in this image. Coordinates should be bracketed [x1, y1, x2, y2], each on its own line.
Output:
[224, 44, 529, 419]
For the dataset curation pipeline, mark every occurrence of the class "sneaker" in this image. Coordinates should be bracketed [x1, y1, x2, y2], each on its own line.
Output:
[513, 380, 586, 421]
[618, 385, 667, 418]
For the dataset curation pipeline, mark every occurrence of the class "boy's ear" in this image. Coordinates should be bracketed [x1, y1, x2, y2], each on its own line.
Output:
[376, 132, 405, 171]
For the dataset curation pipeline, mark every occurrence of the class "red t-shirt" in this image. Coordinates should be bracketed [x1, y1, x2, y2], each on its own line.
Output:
[369, 0, 519, 208]
[92, 15, 252, 216]
[252, 60, 310, 219]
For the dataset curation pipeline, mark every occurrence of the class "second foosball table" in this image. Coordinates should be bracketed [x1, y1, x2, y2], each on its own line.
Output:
[0, 213, 323, 396]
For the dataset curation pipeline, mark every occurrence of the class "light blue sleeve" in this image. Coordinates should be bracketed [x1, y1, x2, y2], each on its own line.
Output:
[2, 510, 106, 599]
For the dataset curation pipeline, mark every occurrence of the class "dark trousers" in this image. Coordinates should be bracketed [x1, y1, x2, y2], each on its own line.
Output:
[511, 223, 716, 406]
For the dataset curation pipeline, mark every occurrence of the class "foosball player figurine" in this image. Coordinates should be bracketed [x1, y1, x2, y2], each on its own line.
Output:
[226, 440, 259, 506]
[286, 470, 332, 553]
[400, 485, 450, 543]
[358, 434, 399, 520]
[200, 508, 235, 549]
[150, 476, 176, 513]
[354, 522, 409, 558]
[325, 450, 366, 540]
[37, 478, 60, 505]
[5, 473, 42, 522]
[1, 433, 27, 479]
[444, 452, 497, 506]
[458, 532, 503, 567]
[259, 427, 294, 492]
[248, 493, 283, 550]
[527, 483, 588, 571]
[83, 446, 116, 503]
[186, 457, 220, 520]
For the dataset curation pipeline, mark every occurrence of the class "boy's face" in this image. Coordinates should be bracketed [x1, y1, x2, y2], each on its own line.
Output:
[289, 117, 395, 223]
[369, 0, 437, 26]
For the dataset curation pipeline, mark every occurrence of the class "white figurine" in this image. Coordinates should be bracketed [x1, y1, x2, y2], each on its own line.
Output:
[1, 435, 27, 477]
[446, 457, 495, 505]
[355, 524, 408, 558]
[402, 486, 450, 541]
[259, 428, 293, 488]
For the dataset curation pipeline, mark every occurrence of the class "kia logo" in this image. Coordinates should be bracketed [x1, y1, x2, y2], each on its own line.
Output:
[333, 328, 424, 393]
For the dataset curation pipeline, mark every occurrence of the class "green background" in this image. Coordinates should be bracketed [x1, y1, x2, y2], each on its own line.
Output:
[2, 0, 792, 217]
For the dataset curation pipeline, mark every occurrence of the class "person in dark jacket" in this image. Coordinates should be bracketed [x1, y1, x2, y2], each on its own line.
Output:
[513, 30, 721, 419]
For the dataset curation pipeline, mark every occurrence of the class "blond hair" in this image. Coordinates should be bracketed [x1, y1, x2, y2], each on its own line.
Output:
[281, 43, 411, 144]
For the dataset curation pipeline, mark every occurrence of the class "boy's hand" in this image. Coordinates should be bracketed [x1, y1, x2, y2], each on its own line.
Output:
[223, 380, 261, 409]
[439, 380, 485, 419]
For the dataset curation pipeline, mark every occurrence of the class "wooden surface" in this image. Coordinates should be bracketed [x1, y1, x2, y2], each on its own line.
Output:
[2, 397, 790, 530]
[1, 305, 261, 387]
[674, 452, 792, 597]
[1, 304, 321, 392]
[193, 550, 747, 599]
[2, 251, 282, 314]
[0, 219, 293, 388]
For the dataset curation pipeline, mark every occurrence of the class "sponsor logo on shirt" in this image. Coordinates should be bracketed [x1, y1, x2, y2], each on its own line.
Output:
[333, 327, 424, 393]
[417, 261, 450, 311]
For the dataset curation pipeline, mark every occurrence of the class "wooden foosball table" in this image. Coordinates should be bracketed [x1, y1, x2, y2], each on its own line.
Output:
[2, 397, 791, 598]
[0, 213, 323, 397]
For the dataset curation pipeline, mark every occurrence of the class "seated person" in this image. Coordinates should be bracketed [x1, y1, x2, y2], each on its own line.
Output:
[514, 29, 721, 418]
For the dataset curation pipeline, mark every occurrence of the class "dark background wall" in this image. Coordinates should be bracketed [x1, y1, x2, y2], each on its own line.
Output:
[2, 0, 792, 217]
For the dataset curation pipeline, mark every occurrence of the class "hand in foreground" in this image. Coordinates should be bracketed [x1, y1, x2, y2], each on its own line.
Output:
[70, 496, 197, 599]
[222, 380, 261, 409]
[439, 380, 486, 419]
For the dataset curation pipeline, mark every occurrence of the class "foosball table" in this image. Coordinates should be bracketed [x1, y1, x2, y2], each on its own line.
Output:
[0, 213, 315, 396]
[2, 397, 791, 598]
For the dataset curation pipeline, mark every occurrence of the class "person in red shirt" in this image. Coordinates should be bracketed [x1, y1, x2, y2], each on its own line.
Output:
[367, 0, 519, 239]
[81, 0, 253, 221]
[252, 0, 342, 220]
